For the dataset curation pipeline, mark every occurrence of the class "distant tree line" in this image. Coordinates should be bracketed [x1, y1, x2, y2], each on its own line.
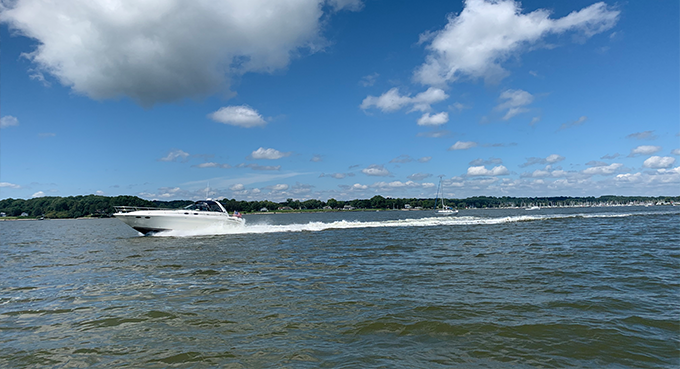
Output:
[0, 194, 677, 219]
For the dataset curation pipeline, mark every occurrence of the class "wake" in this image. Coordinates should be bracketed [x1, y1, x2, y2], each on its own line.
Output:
[149, 210, 670, 237]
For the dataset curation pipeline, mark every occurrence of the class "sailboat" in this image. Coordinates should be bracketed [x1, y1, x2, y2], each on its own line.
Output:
[434, 177, 458, 216]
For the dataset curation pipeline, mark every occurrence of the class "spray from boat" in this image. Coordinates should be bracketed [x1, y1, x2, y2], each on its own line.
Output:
[147, 211, 662, 237]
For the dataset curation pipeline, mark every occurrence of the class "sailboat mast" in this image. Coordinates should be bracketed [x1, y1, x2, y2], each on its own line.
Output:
[434, 179, 440, 210]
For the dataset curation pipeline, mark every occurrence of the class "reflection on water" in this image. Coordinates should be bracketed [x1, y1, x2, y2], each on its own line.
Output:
[1, 207, 678, 367]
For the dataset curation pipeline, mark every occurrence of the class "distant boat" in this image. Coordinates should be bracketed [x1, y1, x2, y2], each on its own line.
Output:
[525, 206, 540, 211]
[114, 200, 245, 235]
[434, 177, 458, 216]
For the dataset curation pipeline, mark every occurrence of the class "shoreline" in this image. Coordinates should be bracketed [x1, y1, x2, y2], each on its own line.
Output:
[1, 203, 675, 221]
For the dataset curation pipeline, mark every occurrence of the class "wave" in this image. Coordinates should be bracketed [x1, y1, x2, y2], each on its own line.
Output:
[150, 210, 674, 237]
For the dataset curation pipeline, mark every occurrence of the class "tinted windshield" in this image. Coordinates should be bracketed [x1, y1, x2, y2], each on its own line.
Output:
[184, 201, 225, 212]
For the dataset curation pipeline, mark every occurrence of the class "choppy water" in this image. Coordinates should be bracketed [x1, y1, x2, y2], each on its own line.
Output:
[1, 206, 678, 368]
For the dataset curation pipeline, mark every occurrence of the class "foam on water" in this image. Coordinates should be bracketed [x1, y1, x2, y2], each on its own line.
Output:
[150, 210, 664, 237]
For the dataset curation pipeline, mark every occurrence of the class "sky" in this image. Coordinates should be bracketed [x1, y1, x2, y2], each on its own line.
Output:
[1, 0, 678, 202]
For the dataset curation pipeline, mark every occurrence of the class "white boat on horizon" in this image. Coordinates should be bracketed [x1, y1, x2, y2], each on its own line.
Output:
[525, 206, 540, 211]
[434, 177, 458, 216]
[114, 200, 245, 235]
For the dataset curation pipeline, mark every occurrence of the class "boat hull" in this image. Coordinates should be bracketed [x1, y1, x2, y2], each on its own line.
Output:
[114, 209, 244, 235]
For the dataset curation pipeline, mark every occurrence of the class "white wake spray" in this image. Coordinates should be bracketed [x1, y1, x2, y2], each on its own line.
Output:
[147, 211, 662, 237]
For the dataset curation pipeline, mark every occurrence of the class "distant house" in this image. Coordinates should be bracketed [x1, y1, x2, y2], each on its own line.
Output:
[323, 206, 332, 210]
[259, 207, 269, 212]
[0, 212, 6, 217]
[404, 204, 412, 209]
[343, 205, 355, 210]
[278, 206, 293, 211]
[20, 212, 29, 217]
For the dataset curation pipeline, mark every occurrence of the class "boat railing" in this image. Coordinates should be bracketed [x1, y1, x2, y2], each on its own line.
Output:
[114, 206, 167, 213]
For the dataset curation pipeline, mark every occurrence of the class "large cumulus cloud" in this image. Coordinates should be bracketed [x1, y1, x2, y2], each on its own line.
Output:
[414, 0, 619, 85]
[1, 0, 357, 106]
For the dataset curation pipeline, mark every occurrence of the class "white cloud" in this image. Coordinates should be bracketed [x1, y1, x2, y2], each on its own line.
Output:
[656, 166, 680, 175]
[450, 102, 470, 111]
[546, 154, 565, 164]
[321, 172, 354, 179]
[386, 155, 431, 164]
[626, 131, 656, 140]
[230, 183, 245, 191]
[643, 156, 675, 169]
[629, 145, 662, 156]
[672, 149, 680, 156]
[470, 157, 503, 166]
[582, 163, 622, 176]
[520, 165, 573, 179]
[372, 180, 424, 189]
[519, 154, 567, 169]
[530, 116, 541, 126]
[270, 184, 289, 192]
[417, 130, 450, 138]
[157, 187, 182, 198]
[0, 115, 19, 128]
[95, 190, 104, 195]
[390, 155, 414, 163]
[249, 147, 291, 160]
[236, 163, 281, 171]
[350, 183, 368, 190]
[407, 173, 432, 181]
[327, 0, 364, 12]
[361, 164, 391, 176]
[360, 88, 411, 112]
[417, 112, 449, 126]
[614, 172, 642, 183]
[193, 162, 231, 168]
[159, 149, 190, 162]
[467, 165, 509, 176]
[360, 87, 449, 113]
[559, 116, 587, 130]
[410, 87, 450, 112]
[614, 167, 680, 189]
[586, 161, 608, 167]
[290, 183, 314, 195]
[208, 106, 267, 128]
[32, 191, 45, 198]
[496, 89, 534, 120]
[359, 72, 379, 87]
[449, 141, 478, 150]
[311, 155, 322, 162]
[0, 0, 332, 106]
[0, 182, 21, 189]
[414, 0, 619, 85]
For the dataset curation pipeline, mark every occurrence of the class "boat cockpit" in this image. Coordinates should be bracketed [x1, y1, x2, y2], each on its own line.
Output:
[184, 200, 227, 213]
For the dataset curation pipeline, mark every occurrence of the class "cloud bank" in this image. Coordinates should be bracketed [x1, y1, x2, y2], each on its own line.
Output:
[0, 0, 353, 106]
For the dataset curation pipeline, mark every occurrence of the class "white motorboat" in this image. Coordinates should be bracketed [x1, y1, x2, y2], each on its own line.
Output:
[434, 176, 458, 216]
[525, 206, 540, 211]
[114, 200, 245, 235]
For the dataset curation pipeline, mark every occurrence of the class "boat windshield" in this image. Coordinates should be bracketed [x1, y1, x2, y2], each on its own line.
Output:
[184, 201, 225, 213]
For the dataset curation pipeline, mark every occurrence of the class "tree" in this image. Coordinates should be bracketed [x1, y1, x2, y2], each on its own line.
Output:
[327, 198, 338, 209]
[370, 195, 386, 209]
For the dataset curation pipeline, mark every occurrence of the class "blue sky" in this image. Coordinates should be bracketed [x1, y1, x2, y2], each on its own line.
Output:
[1, 0, 678, 201]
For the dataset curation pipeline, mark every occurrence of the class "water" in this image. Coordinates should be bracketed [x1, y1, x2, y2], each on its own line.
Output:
[1, 206, 678, 368]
